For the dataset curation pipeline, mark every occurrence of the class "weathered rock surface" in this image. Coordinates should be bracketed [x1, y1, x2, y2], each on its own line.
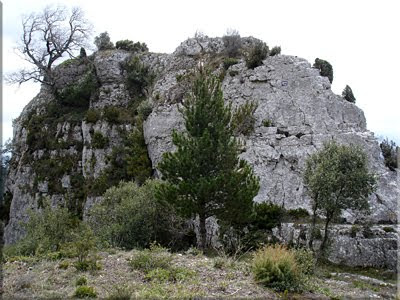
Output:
[4, 36, 398, 270]
[273, 223, 398, 270]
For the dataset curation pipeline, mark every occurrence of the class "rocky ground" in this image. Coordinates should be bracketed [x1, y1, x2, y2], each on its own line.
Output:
[2, 248, 397, 299]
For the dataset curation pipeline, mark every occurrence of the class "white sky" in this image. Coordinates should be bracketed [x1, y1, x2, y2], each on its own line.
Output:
[2, 0, 400, 145]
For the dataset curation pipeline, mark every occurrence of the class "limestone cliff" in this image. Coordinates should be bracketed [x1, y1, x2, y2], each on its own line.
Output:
[4, 36, 398, 269]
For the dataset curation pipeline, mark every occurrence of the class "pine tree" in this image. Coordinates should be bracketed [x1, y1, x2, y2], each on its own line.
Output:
[156, 70, 259, 249]
[342, 85, 356, 103]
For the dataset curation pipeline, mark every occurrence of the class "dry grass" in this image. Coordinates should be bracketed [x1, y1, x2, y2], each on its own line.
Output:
[2, 248, 397, 299]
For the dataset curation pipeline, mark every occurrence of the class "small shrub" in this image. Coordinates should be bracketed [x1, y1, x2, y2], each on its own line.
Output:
[185, 247, 203, 256]
[246, 41, 269, 69]
[88, 180, 186, 250]
[342, 85, 356, 103]
[57, 72, 97, 108]
[313, 58, 333, 83]
[294, 248, 315, 276]
[74, 258, 101, 272]
[262, 119, 274, 127]
[144, 266, 195, 283]
[123, 56, 155, 97]
[137, 100, 152, 120]
[252, 244, 301, 292]
[251, 202, 284, 231]
[380, 138, 398, 171]
[222, 29, 242, 58]
[286, 208, 310, 221]
[91, 131, 109, 149]
[58, 261, 70, 269]
[116, 40, 148, 52]
[94, 32, 114, 50]
[270, 46, 281, 56]
[223, 57, 239, 70]
[129, 245, 172, 273]
[103, 106, 120, 123]
[74, 285, 97, 298]
[231, 100, 258, 135]
[85, 109, 100, 123]
[213, 257, 228, 269]
[106, 285, 132, 300]
[7, 200, 78, 256]
[75, 276, 88, 286]
[383, 226, 395, 233]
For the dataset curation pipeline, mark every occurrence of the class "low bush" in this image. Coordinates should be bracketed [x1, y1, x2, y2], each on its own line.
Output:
[294, 247, 315, 276]
[222, 57, 239, 70]
[137, 100, 152, 120]
[129, 244, 172, 273]
[285, 208, 310, 221]
[116, 40, 148, 52]
[313, 58, 333, 83]
[262, 119, 274, 127]
[251, 202, 284, 231]
[383, 226, 395, 233]
[103, 106, 120, 123]
[144, 266, 195, 283]
[75, 276, 87, 286]
[56, 72, 98, 109]
[231, 100, 258, 136]
[269, 46, 281, 56]
[106, 285, 132, 300]
[74, 285, 97, 298]
[85, 109, 100, 123]
[91, 131, 109, 149]
[88, 180, 189, 250]
[58, 261, 69, 269]
[6, 201, 79, 256]
[74, 258, 101, 272]
[246, 41, 269, 69]
[252, 244, 301, 292]
[123, 56, 155, 97]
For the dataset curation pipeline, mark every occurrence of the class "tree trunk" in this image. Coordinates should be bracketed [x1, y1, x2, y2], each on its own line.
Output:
[308, 205, 318, 249]
[199, 213, 207, 250]
[320, 216, 331, 251]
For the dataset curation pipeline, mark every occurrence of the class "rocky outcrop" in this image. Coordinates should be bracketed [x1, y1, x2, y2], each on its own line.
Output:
[4, 36, 398, 270]
[273, 223, 398, 270]
[144, 48, 398, 225]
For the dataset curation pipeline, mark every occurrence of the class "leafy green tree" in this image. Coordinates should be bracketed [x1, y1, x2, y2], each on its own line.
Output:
[156, 70, 260, 249]
[304, 141, 376, 251]
[313, 58, 333, 83]
[342, 85, 356, 103]
[94, 32, 114, 50]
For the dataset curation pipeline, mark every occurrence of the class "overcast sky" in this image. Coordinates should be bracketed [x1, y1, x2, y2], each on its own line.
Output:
[2, 0, 400, 145]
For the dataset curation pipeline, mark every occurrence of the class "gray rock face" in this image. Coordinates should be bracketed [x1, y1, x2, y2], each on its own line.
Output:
[4, 36, 398, 270]
[273, 223, 398, 270]
[144, 54, 398, 225]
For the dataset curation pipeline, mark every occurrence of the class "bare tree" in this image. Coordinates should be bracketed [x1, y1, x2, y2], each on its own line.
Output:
[6, 6, 92, 86]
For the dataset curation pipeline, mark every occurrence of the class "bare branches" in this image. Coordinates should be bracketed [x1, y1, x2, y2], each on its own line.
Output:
[7, 6, 92, 86]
